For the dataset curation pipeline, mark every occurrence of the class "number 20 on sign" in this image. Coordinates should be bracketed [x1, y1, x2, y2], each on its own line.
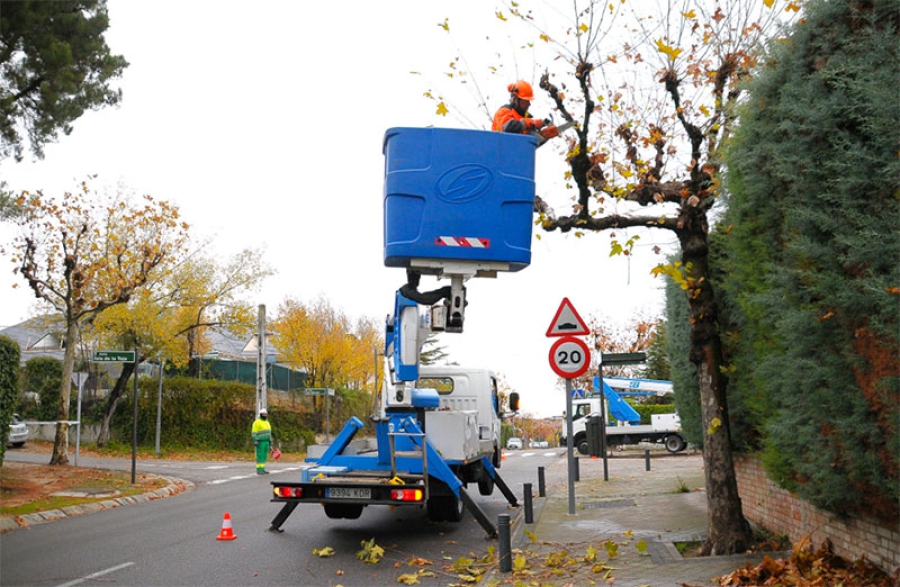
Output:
[548, 336, 591, 379]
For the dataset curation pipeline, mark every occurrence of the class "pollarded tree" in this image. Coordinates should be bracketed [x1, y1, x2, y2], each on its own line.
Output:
[7, 178, 189, 464]
[0, 0, 128, 161]
[430, 0, 801, 554]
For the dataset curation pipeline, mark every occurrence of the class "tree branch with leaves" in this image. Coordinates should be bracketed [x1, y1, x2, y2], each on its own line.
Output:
[7, 177, 189, 464]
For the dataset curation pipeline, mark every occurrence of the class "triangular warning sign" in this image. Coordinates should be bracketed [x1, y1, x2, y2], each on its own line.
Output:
[546, 297, 590, 337]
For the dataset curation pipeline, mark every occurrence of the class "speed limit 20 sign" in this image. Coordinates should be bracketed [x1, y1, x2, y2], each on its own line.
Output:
[548, 336, 590, 379]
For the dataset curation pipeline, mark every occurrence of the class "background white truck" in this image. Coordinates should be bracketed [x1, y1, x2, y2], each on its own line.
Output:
[560, 377, 688, 455]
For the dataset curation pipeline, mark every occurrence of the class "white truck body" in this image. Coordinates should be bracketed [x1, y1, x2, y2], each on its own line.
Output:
[417, 365, 501, 462]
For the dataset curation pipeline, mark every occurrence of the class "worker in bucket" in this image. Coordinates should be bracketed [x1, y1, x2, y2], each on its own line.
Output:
[492, 80, 547, 134]
[251, 408, 272, 474]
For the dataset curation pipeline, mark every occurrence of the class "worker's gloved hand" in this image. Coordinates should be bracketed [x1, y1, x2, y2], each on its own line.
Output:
[501, 119, 525, 134]
[523, 117, 545, 130]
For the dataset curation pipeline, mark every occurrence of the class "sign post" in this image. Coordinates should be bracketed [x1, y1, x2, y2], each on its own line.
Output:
[596, 351, 647, 481]
[547, 298, 591, 516]
[71, 372, 88, 466]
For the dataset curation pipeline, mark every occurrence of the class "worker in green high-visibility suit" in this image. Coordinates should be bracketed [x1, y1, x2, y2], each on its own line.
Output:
[251, 409, 272, 474]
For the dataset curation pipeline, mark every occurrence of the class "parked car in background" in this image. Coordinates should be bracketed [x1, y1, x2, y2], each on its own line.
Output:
[506, 437, 523, 450]
[7, 414, 28, 448]
[530, 440, 549, 449]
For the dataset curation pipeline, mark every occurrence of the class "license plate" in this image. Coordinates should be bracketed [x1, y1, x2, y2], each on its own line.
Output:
[327, 487, 371, 499]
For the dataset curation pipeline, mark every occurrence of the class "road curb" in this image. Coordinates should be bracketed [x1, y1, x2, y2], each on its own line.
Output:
[0, 475, 195, 533]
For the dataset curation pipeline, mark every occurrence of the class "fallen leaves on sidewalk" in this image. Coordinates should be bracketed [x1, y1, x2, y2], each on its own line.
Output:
[682, 537, 897, 587]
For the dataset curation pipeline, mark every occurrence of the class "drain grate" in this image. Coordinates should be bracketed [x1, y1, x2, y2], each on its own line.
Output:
[582, 499, 635, 509]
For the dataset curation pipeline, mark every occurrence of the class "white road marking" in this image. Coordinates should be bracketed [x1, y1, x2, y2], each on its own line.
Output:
[208, 475, 254, 485]
[55, 562, 135, 587]
[270, 467, 303, 474]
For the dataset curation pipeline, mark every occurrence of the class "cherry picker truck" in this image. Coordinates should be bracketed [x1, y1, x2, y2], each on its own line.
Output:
[268, 127, 539, 538]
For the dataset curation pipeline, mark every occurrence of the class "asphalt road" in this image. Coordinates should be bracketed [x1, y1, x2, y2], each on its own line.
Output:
[0, 448, 566, 587]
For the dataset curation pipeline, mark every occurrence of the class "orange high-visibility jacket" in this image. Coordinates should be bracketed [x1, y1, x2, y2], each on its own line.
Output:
[492, 104, 543, 133]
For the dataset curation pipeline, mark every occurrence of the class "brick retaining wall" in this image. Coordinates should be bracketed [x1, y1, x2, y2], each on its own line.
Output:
[734, 454, 899, 575]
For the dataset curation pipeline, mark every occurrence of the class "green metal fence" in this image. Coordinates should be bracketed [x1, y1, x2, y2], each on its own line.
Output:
[203, 360, 306, 392]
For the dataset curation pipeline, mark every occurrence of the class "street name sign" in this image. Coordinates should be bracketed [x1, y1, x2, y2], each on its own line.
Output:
[304, 388, 335, 397]
[601, 352, 647, 365]
[93, 350, 136, 363]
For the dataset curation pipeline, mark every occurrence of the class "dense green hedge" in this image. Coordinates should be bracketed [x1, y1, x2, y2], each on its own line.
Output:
[664, 275, 703, 448]
[684, 0, 900, 522]
[108, 376, 316, 452]
[21, 357, 65, 421]
[0, 336, 20, 465]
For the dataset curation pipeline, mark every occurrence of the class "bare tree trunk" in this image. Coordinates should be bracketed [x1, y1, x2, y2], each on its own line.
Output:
[97, 362, 134, 446]
[679, 223, 752, 554]
[50, 323, 79, 465]
[697, 358, 752, 554]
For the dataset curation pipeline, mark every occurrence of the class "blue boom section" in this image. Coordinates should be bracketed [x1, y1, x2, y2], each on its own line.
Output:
[383, 127, 537, 270]
[389, 291, 420, 381]
[593, 376, 641, 423]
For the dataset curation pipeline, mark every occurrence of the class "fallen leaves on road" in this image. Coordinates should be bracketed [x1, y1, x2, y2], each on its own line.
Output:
[356, 537, 385, 564]
[312, 546, 335, 557]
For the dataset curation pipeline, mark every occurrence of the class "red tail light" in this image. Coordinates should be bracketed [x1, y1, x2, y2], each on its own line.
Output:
[273, 486, 302, 498]
[390, 488, 423, 502]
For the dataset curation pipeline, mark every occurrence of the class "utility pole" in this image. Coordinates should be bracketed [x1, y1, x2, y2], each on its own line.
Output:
[256, 304, 268, 417]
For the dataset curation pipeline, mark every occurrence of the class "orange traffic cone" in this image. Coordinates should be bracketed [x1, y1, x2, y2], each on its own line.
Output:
[216, 512, 237, 541]
[501, 451, 506, 461]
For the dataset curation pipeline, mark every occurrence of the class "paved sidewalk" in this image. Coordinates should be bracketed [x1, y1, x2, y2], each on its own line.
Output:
[486, 452, 783, 587]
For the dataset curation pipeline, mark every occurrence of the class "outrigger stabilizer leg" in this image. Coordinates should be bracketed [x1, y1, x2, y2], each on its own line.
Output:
[268, 502, 297, 532]
[482, 457, 519, 507]
[459, 488, 497, 539]
[455, 460, 519, 539]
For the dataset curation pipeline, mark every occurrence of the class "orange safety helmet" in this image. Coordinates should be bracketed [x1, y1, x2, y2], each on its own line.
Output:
[508, 80, 535, 101]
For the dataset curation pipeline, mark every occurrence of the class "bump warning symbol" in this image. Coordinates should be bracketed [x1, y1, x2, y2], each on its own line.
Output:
[546, 298, 590, 337]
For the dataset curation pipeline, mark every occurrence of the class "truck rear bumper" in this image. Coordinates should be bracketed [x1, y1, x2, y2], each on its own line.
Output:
[271, 479, 427, 507]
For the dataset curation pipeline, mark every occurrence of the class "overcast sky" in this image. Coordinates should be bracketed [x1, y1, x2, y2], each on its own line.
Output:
[0, 1, 677, 417]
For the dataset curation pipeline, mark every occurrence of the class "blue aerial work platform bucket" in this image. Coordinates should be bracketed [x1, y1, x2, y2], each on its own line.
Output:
[383, 127, 537, 273]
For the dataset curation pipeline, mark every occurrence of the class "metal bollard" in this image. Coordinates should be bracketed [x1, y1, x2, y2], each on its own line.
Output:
[574, 455, 580, 482]
[524, 483, 533, 524]
[645, 449, 651, 471]
[538, 466, 546, 497]
[498, 514, 512, 572]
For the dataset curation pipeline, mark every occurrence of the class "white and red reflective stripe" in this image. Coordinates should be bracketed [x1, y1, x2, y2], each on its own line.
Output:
[434, 236, 491, 248]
